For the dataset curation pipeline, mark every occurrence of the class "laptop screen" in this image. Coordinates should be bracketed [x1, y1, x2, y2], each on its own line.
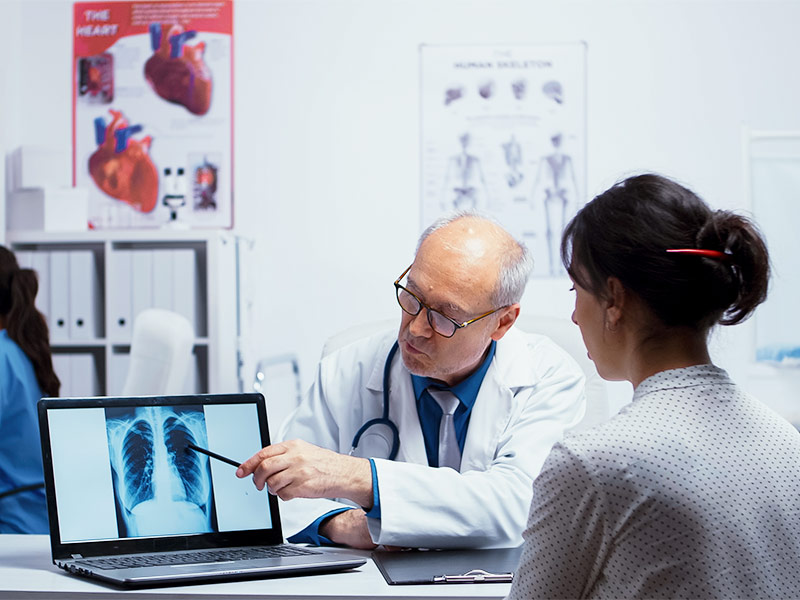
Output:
[39, 394, 282, 557]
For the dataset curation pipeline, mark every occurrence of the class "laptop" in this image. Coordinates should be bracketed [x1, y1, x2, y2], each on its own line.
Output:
[37, 392, 366, 588]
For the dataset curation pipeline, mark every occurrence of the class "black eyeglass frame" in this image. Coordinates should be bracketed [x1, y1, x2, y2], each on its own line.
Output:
[393, 264, 508, 338]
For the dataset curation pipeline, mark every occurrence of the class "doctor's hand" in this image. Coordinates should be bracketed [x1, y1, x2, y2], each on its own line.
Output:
[319, 509, 376, 550]
[236, 439, 373, 508]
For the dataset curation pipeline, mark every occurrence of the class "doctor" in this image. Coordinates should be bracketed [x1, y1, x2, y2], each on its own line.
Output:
[237, 212, 586, 549]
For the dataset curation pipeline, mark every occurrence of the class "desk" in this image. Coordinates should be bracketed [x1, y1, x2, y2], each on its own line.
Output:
[0, 536, 511, 600]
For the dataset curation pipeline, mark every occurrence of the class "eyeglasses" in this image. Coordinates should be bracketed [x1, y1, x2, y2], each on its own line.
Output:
[393, 264, 507, 338]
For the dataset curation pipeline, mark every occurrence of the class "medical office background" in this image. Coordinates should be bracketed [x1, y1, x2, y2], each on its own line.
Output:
[1, 0, 800, 431]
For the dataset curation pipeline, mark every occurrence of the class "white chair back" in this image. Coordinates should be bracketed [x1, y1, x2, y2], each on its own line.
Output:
[122, 308, 194, 396]
[513, 314, 611, 431]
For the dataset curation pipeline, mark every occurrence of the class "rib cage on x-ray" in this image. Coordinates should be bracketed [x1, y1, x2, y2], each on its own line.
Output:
[106, 407, 216, 537]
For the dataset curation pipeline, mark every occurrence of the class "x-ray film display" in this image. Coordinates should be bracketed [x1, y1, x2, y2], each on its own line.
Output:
[749, 136, 800, 366]
[46, 401, 270, 543]
[420, 44, 587, 278]
[105, 406, 217, 538]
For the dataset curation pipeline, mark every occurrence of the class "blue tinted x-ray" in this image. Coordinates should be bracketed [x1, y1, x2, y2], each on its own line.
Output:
[105, 406, 218, 538]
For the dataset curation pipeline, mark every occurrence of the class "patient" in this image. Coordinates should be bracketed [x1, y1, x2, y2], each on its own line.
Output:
[0, 246, 60, 533]
[508, 174, 800, 598]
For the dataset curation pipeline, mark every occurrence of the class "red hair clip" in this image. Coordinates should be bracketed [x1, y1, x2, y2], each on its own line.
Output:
[666, 248, 731, 261]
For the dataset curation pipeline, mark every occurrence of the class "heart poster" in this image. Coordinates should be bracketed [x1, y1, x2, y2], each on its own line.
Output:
[73, 0, 233, 229]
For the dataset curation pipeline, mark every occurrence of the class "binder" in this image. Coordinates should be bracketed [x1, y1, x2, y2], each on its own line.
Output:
[52, 353, 72, 397]
[49, 251, 70, 342]
[107, 349, 131, 396]
[109, 249, 132, 340]
[69, 353, 99, 397]
[31, 251, 51, 323]
[151, 249, 174, 310]
[15, 250, 33, 268]
[171, 248, 197, 332]
[68, 250, 99, 340]
[372, 546, 522, 585]
[131, 249, 153, 324]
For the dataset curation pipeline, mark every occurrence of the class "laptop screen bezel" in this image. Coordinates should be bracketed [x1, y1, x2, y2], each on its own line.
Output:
[38, 393, 283, 560]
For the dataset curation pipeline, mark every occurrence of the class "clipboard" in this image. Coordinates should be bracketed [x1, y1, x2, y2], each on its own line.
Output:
[372, 546, 522, 585]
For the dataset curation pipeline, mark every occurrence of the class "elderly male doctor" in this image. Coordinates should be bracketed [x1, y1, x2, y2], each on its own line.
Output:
[237, 212, 585, 549]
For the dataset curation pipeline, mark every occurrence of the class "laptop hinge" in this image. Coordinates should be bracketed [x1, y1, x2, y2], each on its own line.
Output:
[71, 554, 83, 559]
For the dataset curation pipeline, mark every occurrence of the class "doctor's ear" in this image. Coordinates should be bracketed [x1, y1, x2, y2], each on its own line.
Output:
[490, 304, 520, 341]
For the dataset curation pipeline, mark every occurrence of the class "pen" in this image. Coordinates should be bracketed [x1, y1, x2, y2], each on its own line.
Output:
[185, 442, 242, 467]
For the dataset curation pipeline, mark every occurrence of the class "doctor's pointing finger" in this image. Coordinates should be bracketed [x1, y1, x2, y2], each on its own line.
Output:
[236, 439, 374, 508]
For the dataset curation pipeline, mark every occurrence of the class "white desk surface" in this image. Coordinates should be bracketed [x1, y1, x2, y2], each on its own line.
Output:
[0, 536, 511, 600]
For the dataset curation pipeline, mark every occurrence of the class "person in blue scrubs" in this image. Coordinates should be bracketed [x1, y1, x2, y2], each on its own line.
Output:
[0, 245, 60, 533]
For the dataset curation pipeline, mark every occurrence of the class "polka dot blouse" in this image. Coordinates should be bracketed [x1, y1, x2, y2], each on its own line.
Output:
[507, 365, 800, 599]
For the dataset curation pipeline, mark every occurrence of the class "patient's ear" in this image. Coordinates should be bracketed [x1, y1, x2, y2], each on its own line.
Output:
[604, 277, 626, 330]
[491, 304, 520, 341]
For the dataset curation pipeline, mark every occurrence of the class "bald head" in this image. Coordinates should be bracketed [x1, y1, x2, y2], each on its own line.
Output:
[416, 212, 533, 306]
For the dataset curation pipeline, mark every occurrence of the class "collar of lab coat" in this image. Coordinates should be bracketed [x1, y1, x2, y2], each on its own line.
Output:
[363, 327, 532, 468]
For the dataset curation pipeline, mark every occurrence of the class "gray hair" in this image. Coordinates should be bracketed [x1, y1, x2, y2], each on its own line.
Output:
[416, 211, 534, 306]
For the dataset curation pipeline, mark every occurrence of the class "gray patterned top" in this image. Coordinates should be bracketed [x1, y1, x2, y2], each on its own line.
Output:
[508, 365, 800, 599]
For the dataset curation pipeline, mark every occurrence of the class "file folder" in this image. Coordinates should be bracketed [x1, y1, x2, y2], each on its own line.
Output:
[372, 546, 522, 585]
[49, 251, 70, 342]
[109, 249, 132, 340]
[130, 249, 153, 324]
[32, 251, 51, 324]
[171, 248, 197, 332]
[68, 250, 99, 340]
[52, 353, 71, 397]
[151, 249, 174, 310]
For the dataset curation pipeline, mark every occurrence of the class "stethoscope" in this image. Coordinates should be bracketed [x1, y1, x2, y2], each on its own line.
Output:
[349, 341, 401, 460]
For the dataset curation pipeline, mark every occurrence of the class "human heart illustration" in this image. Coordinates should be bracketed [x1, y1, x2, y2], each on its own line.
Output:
[88, 109, 159, 213]
[144, 23, 212, 116]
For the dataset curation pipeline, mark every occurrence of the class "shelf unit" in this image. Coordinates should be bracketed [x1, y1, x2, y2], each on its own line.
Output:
[7, 229, 239, 397]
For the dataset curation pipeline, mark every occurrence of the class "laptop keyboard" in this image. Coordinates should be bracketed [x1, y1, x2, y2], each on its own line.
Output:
[81, 545, 322, 570]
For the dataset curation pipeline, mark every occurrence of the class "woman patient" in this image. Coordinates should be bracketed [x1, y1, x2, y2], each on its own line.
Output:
[508, 174, 800, 598]
[0, 246, 60, 533]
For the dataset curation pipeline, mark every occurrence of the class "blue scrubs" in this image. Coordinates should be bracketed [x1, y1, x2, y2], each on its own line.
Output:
[0, 329, 49, 533]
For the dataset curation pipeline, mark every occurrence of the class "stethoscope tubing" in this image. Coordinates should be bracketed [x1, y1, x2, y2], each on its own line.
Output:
[349, 341, 401, 460]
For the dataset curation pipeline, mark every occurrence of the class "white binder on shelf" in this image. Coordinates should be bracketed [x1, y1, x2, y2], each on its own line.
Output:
[14, 251, 33, 268]
[107, 349, 131, 396]
[109, 249, 132, 340]
[68, 250, 99, 340]
[52, 353, 71, 397]
[49, 251, 70, 343]
[130, 249, 153, 324]
[69, 353, 99, 397]
[31, 252, 51, 323]
[151, 249, 174, 310]
[172, 248, 197, 333]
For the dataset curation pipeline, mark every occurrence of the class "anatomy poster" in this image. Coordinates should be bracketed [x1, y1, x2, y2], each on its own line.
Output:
[73, 1, 232, 229]
[420, 44, 586, 277]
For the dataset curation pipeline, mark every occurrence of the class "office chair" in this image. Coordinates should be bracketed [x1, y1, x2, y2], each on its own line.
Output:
[122, 308, 194, 396]
[321, 314, 610, 432]
[513, 314, 610, 431]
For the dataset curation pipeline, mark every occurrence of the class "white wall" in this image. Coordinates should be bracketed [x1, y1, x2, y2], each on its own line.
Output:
[8, 0, 800, 419]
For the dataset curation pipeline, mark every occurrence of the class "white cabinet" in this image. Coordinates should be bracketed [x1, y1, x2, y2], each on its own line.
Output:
[8, 230, 239, 397]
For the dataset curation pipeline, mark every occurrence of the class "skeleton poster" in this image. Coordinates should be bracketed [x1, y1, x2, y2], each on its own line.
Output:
[420, 44, 586, 277]
[73, 1, 233, 229]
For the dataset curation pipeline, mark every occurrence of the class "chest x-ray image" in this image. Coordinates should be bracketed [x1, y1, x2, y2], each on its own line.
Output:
[105, 406, 217, 538]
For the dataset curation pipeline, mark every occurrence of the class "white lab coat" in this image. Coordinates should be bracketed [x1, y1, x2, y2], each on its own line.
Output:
[278, 326, 586, 549]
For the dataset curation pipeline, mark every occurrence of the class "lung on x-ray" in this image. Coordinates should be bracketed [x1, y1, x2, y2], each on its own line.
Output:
[105, 406, 218, 538]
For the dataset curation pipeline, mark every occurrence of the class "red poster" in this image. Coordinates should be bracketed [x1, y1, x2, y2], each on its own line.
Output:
[73, 1, 233, 229]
